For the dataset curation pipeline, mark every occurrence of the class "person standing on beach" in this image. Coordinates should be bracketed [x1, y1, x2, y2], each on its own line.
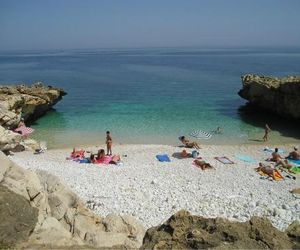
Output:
[263, 124, 271, 142]
[106, 131, 113, 155]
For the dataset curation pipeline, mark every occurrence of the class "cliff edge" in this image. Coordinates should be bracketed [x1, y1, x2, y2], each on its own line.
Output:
[0, 83, 66, 151]
[238, 74, 300, 120]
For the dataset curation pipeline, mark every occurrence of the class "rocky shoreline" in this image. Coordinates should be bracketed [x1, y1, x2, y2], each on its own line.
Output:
[2, 151, 300, 249]
[1, 83, 300, 249]
[239, 74, 300, 120]
[0, 83, 66, 152]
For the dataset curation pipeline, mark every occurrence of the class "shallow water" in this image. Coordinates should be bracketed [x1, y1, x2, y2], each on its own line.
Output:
[1, 47, 300, 148]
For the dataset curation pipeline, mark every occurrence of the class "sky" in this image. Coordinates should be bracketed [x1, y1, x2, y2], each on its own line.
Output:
[0, 0, 300, 50]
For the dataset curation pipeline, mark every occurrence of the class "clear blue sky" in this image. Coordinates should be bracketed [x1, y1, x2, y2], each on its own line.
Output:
[0, 0, 299, 50]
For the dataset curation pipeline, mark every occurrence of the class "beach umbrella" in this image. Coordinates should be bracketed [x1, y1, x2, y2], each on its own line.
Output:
[189, 130, 212, 139]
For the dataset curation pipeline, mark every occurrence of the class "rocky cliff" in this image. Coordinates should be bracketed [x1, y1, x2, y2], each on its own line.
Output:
[0, 152, 145, 249]
[238, 74, 300, 119]
[141, 210, 300, 249]
[0, 83, 66, 151]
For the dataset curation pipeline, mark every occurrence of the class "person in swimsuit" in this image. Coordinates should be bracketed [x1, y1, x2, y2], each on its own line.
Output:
[263, 124, 271, 142]
[179, 136, 201, 149]
[276, 159, 294, 171]
[181, 149, 191, 158]
[194, 159, 214, 170]
[96, 149, 106, 162]
[269, 148, 283, 163]
[18, 118, 26, 128]
[255, 162, 283, 180]
[287, 146, 300, 160]
[106, 131, 112, 155]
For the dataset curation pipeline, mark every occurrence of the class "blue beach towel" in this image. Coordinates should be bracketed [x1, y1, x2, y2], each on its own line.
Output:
[236, 154, 256, 163]
[156, 154, 171, 162]
[288, 158, 300, 165]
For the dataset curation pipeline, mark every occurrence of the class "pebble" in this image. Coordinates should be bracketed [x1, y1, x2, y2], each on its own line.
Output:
[9, 144, 300, 231]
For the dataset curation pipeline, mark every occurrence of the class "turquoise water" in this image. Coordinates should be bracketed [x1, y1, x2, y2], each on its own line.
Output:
[1, 48, 300, 148]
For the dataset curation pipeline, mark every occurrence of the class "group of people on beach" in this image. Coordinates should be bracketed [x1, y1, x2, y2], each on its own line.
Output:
[255, 146, 300, 180]
[68, 131, 121, 165]
[268, 146, 300, 166]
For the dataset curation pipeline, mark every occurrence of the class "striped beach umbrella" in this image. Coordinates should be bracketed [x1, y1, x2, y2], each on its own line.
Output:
[189, 130, 212, 139]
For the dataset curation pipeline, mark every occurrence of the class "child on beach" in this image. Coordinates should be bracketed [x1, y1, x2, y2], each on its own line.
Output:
[106, 131, 112, 155]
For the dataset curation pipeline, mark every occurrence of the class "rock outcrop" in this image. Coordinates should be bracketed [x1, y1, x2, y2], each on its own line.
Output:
[0, 152, 145, 249]
[141, 210, 300, 249]
[238, 74, 300, 120]
[0, 83, 66, 151]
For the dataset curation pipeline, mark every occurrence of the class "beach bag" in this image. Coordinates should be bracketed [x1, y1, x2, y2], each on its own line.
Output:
[192, 150, 199, 159]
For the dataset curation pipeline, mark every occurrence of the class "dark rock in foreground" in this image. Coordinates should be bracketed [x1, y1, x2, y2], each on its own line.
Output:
[0, 186, 38, 248]
[0, 152, 145, 249]
[141, 210, 300, 249]
[238, 74, 300, 120]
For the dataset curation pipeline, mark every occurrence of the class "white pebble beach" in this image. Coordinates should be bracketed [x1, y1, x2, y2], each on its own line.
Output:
[9, 144, 300, 231]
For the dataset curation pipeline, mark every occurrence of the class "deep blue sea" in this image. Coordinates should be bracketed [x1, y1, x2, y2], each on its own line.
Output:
[1, 47, 300, 148]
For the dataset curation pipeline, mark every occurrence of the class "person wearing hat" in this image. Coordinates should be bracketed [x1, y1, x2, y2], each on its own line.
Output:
[287, 146, 300, 160]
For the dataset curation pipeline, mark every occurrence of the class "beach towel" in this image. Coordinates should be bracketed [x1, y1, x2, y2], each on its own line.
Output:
[96, 155, 113, 164]
[156, 154, 171, 162]
[290, 166, 300, 174]
[263, 147, 285, 154]
[288, 158, 300, 165]
[215, 156, 234, 164]
[236, 154, 256, 163]
[189, 130, 212, 139]
[14, 126, 34, 136]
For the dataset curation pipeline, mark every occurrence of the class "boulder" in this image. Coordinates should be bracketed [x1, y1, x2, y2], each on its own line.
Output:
[0, 82, 66, 125]
[141, 210, 299, 249]
[0, 152, 145, 249]
[0, 186, 38, 248]
[0, 125, 22, 151]
[0, 82, 66, 151]
[238, 74, 300, 119]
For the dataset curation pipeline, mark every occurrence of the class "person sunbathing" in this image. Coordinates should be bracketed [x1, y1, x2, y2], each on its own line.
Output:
[181, 149, 191, 158]
[276, 159, 294, 171]
[78, 153, 96, 164]
[109, 154, 121, 164]
[255, 163, 283, 180]
[194, 160, 214, 170]
[287, 146, 300, 160]
[179, 136, 201, 149]
[268, 148, 283, 162]
[70, 148, 85, 159]
[96, 149, 106, 162]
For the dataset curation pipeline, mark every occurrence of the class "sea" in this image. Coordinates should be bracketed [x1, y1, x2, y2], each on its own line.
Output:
[0, 47, 300, 148]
